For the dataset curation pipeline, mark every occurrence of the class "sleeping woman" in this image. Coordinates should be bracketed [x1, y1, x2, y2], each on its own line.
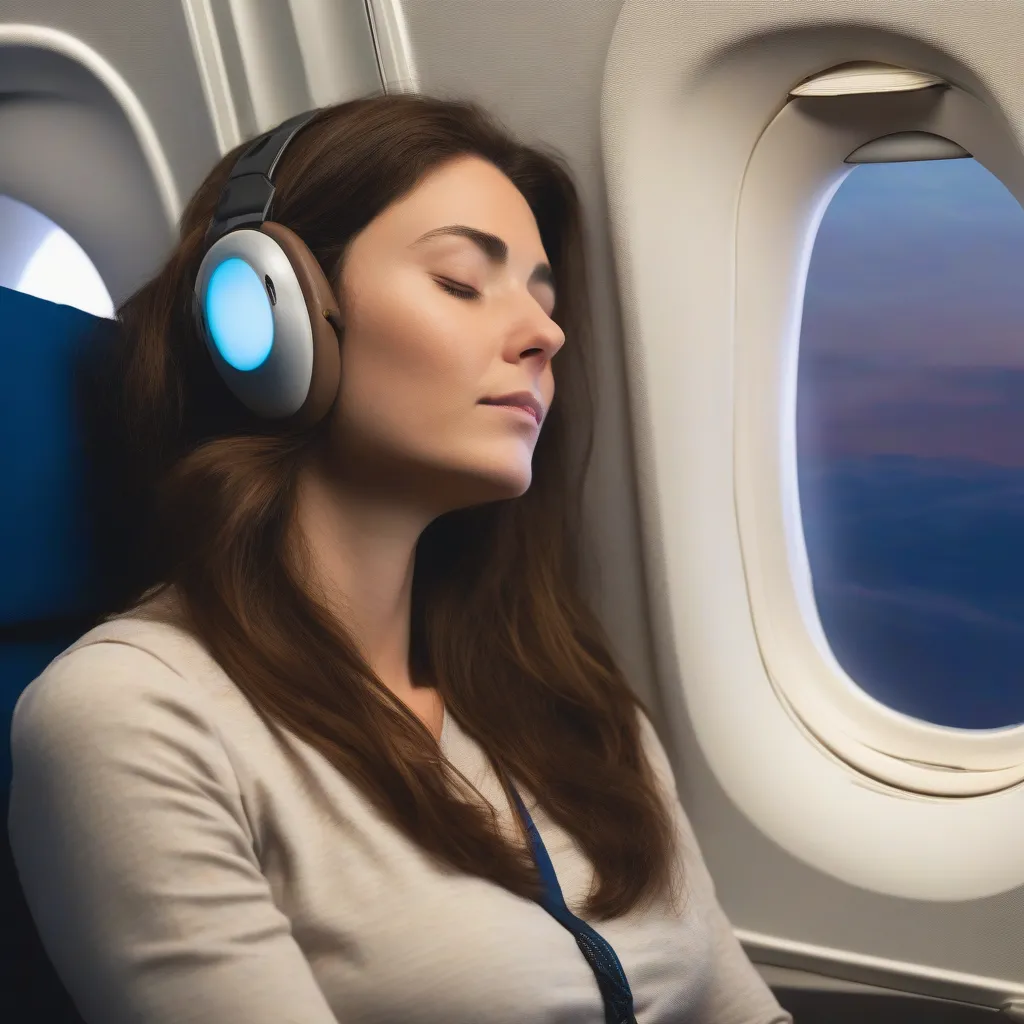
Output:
[8, 93, 792, 1024]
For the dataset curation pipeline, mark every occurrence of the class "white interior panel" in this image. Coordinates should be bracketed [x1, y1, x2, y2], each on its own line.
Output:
[602, 0, 1024, 1007]
[0, 0, 221, 207]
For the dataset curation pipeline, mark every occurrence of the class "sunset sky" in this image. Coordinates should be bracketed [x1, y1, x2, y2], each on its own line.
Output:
[798, 157, 1024, 467]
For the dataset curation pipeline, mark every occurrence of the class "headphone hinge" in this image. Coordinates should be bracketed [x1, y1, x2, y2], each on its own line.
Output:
[209, 172, 276, 238]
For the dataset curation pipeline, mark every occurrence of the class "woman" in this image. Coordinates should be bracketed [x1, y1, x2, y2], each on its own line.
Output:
[8, 94, 792, 1023]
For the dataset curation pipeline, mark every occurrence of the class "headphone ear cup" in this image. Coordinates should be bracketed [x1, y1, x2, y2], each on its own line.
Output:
[194, 226, 341, 426]
[259, 222, 342, 430]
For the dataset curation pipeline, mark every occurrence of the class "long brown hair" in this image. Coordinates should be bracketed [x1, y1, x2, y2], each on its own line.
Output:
[98, 93, 679, 921]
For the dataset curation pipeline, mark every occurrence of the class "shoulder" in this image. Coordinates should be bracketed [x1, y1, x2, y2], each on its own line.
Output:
[632, 707, 712, 895]
[10, 606, 231, 781]
[635, 705, 679, 798]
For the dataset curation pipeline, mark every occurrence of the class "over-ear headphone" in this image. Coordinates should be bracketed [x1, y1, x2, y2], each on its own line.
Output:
[193, 109, 342, 428]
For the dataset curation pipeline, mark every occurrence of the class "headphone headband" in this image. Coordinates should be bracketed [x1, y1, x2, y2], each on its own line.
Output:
[195, 106, 341, 427]
[206, 109, 320, 246]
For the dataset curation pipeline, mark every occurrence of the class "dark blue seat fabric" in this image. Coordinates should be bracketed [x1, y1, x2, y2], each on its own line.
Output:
[1, 284, 131, 1023]
[0, 285, 134, 625]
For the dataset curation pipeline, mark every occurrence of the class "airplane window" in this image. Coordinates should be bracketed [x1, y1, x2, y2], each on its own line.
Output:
[797, 157, 1024, 730]
[0, 194, 114, 318]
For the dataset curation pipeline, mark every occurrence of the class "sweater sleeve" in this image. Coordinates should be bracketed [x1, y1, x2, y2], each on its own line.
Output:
[7, 640, 340, 1024]
[637, 711, 794, 1024]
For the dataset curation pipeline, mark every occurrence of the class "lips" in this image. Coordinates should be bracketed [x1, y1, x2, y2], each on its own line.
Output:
[480, 391, 543, 424]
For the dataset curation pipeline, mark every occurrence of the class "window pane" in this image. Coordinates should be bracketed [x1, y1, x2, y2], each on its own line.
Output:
[797, 158, 1024, 730]
[0, 194, 113, 318]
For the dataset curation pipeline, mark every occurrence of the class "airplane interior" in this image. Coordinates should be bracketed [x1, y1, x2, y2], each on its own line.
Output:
[3, 1, 1024, 1021]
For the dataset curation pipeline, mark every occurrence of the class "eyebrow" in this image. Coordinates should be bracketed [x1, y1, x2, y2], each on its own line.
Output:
[411, 224, 556, 295]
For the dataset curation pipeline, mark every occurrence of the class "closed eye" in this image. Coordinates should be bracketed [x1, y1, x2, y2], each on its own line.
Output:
[434, 277, 478, 300]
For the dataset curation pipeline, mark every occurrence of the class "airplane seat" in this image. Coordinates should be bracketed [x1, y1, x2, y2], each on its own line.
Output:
[1, 284, 137, 1024]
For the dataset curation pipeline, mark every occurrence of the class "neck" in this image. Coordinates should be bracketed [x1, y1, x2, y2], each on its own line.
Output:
[293, 462, 431, 696]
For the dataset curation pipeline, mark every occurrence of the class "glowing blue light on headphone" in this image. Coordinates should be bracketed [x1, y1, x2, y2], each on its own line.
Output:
[204, 257, 274, 371]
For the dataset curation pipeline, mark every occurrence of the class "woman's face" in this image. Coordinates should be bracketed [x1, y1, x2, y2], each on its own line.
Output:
[322, 154, 565, 513]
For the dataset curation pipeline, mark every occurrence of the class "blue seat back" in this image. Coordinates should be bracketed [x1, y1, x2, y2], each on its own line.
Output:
[2, 284, 130, 1022]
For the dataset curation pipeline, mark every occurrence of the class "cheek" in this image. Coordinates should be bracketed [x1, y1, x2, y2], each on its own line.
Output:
[334, 288, 483, 439]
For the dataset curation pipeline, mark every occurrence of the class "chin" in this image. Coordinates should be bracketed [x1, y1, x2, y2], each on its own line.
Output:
[442, 455, 533, 508]
[472, 466, 533, 503]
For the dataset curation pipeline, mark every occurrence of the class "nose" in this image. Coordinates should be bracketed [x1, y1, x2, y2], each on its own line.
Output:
[507, 297, 565, 364]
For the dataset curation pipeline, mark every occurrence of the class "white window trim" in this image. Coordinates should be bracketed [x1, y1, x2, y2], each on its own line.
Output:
[735, 83, 1024, 796]
[602, 12, 1024, 905]
[0, 23, 180, 226]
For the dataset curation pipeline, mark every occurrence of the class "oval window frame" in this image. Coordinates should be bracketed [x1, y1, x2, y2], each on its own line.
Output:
[734, 80, 1024, 796]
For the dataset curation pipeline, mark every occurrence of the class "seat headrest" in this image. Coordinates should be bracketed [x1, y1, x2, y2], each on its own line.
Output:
[0, 286, 125, 629]
[1, 286, 137, 786]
